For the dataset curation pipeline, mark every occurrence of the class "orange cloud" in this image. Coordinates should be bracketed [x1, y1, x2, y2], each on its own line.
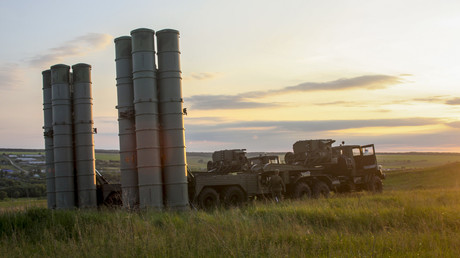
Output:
[28, 33, 113, 68]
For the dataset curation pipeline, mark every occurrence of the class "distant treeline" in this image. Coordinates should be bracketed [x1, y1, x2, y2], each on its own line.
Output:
[0, 178, 46, 199]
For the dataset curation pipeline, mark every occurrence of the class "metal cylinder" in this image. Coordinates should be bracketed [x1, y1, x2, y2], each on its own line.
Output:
[51, 64, 75, 209]
[156, 29, 189, 210]
[72, 63, 97, 208]
[115, 36, 139, 209]
[131, 28, 163, 209]
[42, 69, 56, 209]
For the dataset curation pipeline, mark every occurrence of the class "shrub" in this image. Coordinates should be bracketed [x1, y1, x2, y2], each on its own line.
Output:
[0, 191, 7, 200]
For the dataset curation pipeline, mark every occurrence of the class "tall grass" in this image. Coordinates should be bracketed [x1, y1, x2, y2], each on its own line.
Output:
[1, 163, 459, 257]
[0, 190, 459, 257]
[0, 198, 46, 211]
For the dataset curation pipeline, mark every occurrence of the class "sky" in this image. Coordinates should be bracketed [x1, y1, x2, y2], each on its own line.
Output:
[1, 0, 460, 152]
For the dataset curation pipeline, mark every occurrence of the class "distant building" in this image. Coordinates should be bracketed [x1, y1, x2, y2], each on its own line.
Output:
[22, 154, 44, 158]
[16, 158, 36, 162]
[8, 155, 17, 158]
[29, 161, 45, 165]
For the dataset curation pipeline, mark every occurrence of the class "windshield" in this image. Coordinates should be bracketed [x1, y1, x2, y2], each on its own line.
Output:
[362, 146, 374, 156]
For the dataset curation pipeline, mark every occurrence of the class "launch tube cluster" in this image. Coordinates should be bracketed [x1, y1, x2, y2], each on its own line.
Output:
[42, 64, 97, 209]
[42, 28, 188, 211]
[115, 28, 188, 210]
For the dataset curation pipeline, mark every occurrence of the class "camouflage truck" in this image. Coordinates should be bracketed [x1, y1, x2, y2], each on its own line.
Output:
[188, 140, 385, 209]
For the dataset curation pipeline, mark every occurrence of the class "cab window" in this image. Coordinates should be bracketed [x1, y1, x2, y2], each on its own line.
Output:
[363, 147, 374, 156]
[352, 148, 361, 156]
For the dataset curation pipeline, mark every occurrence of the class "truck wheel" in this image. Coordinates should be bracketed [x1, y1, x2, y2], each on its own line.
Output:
[312, 181, 330, 198]
[104, 192, 122, 207]
[285, 152, 295, 164]
[293, 182, 311, 199]
[222, 186, 247, 207]
[198, 188, 220, 209]
[367, 176, 383, 193]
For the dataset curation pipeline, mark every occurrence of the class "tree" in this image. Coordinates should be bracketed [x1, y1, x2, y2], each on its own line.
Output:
[0, 191, 7, 200]
[12, 190, 20, 198]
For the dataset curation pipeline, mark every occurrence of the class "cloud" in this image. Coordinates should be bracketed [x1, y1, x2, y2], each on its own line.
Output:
[0, 63, 23, 91]
[28, 33, 113, 68]
[411, 96, 460, 106]
[400, 95, 460, 106]
[183, 117, 447, 151]
[446, 121, 460, 128]
[187, 74, 406, 110]
[411, 96, 460, 107]
[186, 94, 285, 110]
[445, 98, 460, 105]
[413, 96, 443, 103]
[252, 75, 405, 97]
[186, 117, 441, 135]
[313, 100, 372, 108]
[361, 131, 460, 153]
[184, 72, 220, 81]
[314, 101, 354, 106]
[184, 116, 228, 124]
[375, 109, 392, 113]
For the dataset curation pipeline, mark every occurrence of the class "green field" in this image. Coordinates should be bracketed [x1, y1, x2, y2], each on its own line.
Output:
[1, 161, 459, 257]
[377, 153, 460, 170]
[0, 198, 46, 211]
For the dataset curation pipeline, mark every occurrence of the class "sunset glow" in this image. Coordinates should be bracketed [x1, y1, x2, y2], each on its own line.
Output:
[1, 0, 460, 152]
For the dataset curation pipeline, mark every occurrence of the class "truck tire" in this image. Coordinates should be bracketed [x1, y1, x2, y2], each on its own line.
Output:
[285, 152, 295, 164]
[312, 181, 330, 198]
[198, 188, 220, 209]
[222, 186, 247, 207]
[367, 176, 383, 193]
[293, 182, 311, 199]
[104, 192, 122, 207]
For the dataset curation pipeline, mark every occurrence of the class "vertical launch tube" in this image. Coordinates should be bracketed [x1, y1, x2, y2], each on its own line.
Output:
[72, 63, 97, 208]
[51, 64, 75, 209]
[131, 28, 163, 209]
[156, 29, 189, 209]
[115, 36, 139, 209]
[42, 69, 56, 209]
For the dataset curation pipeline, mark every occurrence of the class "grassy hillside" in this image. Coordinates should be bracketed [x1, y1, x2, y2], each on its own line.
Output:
[0, 163, 459, 257]
[377, 153, 460, 169]
[384, 162, 460, 191]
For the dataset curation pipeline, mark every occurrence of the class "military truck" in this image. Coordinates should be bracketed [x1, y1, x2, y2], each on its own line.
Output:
[188, 139, 385, 209]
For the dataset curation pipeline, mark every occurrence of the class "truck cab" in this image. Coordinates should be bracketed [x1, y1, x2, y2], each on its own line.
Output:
[331, 144, 385, 192]
[332, 144, 384, 178]
[248, 155, 280, 172]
